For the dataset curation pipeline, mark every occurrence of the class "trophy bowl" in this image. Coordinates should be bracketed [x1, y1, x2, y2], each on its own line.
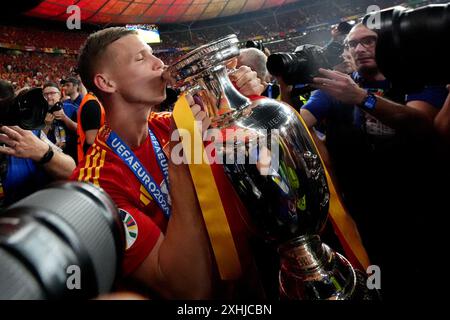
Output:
[166, 35, 371, 300]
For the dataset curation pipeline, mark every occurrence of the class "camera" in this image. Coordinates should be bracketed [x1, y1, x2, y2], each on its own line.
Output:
[0, 182, 125, 299]
[49, 101, 63, 114]
[363, 3, 450, 91]
[266, 42, 344, 86]
[0, 80, 49, 130]
[246, 40, 265, 52]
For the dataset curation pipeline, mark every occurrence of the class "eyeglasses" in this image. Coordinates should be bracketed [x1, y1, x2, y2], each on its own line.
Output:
[345, 36, 377, 50]
[43, 91, 60, 97]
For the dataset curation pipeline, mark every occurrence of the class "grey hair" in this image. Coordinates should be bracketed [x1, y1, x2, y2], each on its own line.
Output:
[237, 48, 270, 82]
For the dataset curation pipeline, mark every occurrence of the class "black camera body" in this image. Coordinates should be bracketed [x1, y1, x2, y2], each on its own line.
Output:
[246, 40, 266, 52]
[0, 80, 48, 130]
[266, 42, 344, 86]
[49, 101, 63, 114]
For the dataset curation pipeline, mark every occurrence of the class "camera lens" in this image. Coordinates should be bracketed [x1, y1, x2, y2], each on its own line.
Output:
[267, 45, 331, 85]
[0, 182, 125, 300]
[11, 87, 49, 129]
[266, 53, 290, 77]
[363, 3, 450, 90]
[267, 52, 308, 85]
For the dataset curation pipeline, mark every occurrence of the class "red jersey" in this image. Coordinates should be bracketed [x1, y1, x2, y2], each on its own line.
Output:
[71, 112, 172, 276]
[71, 108, 259, 296]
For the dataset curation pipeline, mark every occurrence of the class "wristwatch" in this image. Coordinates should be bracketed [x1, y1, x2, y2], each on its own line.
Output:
[37, 145, 54, 165]
[359, 92, 377, 111]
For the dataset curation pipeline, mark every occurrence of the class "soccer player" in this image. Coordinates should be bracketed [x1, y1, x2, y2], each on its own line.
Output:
[71, 27, 264, 299]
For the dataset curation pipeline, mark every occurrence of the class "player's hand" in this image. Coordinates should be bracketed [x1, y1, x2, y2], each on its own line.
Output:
[186, 94, 211, 134]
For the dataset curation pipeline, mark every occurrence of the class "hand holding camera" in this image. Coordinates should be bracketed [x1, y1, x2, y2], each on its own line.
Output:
[0, 125, 49, 162]
[44, 112, 55, 127]
[52, 108, 67, 122]
[311, 68, 367, 106]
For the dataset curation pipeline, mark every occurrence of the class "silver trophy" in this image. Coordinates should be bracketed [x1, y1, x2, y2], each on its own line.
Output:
[166, 35, 371, 300]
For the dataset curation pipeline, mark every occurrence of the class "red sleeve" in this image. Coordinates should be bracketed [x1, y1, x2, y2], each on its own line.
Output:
[71, 154, 162, 277]
[97, 166, 162, 277]
[117, 205, 161, 276]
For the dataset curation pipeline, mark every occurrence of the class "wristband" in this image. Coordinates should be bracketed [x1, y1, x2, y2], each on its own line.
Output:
[359, 92, 377, 111]
[37, 145, 54, 165]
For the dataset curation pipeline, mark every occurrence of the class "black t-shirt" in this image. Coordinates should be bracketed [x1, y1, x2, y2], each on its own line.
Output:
[64, 103, 79, 163]
[80, 100, 102, 154]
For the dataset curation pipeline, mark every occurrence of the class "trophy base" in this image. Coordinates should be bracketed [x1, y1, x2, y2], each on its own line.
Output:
[278, 235, 375, 300]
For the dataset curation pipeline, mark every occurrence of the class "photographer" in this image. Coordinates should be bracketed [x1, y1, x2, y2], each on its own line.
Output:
[271, 22, 355, 111]
[0, 83, 75, 208]
[61, 76, 83, 107]
[42, 82, 78, 161]
[71, 27, 264, 299]
[42, 83, 66, 149]
[305, 23, 447, 137]
[332, 47, 356, 75]
[299, 23, 448, 297]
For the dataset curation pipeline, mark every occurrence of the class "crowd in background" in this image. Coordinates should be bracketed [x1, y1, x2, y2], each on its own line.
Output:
[0, 51, 76, 90]
[0, 25, 86, 50]
[0, 0, 442, 91]
[2, 0, 445, 93]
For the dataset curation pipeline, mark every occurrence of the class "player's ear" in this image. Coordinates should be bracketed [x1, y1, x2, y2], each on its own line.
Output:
[94, 73, 116, 94]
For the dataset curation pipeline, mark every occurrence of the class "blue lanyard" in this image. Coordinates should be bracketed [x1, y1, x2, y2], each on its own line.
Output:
[267, 84, 273, 99]
[106, 128, 170, 218]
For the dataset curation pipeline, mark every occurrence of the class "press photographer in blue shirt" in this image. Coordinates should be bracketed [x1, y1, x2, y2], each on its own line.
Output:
[299, 23, 448, 298]
[0, 80, 75, 208]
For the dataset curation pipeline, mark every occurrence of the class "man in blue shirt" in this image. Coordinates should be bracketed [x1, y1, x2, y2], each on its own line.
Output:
[61, 76, 83, 108]
[43, 82, 78, 162]
[300, 23, 448, 298]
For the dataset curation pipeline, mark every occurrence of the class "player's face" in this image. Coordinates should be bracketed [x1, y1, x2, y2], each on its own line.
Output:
[107, 34, 167, 106]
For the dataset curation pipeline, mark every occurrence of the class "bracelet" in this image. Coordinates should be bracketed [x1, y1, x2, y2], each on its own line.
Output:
[37, 145, 54, 165]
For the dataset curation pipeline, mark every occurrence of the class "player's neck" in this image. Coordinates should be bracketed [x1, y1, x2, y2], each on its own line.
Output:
[107, 103, 152, 149]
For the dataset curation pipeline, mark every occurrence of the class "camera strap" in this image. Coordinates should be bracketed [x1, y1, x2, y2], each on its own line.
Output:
[106, 128, 170, 219]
